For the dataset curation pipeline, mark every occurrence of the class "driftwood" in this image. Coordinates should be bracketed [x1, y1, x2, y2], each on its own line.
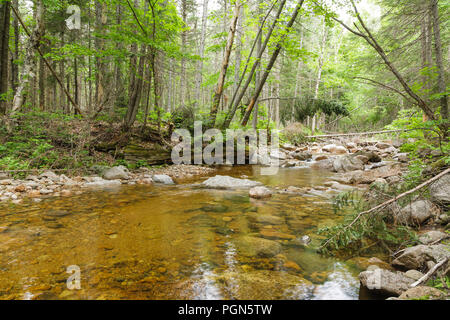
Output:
[319, 167, 450, 250]
[410, 257, 448, 288]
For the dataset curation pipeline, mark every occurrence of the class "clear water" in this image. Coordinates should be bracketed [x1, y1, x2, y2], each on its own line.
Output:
[0, 165, 366, 300]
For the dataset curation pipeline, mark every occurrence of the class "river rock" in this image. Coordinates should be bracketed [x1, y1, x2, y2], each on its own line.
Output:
[359, 269, 414, 296]
[84, 179, 122, 188]
[311, 158, 334, 171]
[395, 200, 439, 226]
[354, 150, 381, 163]
[332, 155, 364, 173]
[235, 236, 282, 258]
[398, 286, 445, 300]
[152, 174, 174, 185]
[429, 173, 450, 204]
[249, 186, 272, 199]
[202, 175, 261, 189]
[392, 244, 450, 270]
[375, 142, 392, 150]
[396, 153, 409, 163]
[419, 230, 448, 245]
[293, 151, 312, 161]
[0, 172, 9, 180]
[404, 270, 424, 281]
[270, 149, 287, 160]
[247, 213, 284, 225]
[39, 170, 60, 182]
[103, 166, 130, 180]
[322, 144, 347, 154]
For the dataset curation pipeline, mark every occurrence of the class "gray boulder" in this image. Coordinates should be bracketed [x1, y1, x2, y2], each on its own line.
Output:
[103, 166, 130, 180]
[404, 270, 424, 281]
[202, 175, 261, 189]
[332, 155, 364, 173]
[392, 244, 450, 270]
[395, 200, 439, 226]
[429, 173, 450, 204]
[359, 269, 414, 296]
[398, 286, 445, 300]
[419, 230, 448, 245]
[152, 174, 174, 185]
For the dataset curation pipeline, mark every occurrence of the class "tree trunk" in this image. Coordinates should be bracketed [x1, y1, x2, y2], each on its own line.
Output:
[208, 0, 241, 128]
[0, 0, 11, 115]
[312, 17, 327, 134]
[124, 45, 146, 129]
[195, 0, 209, 107]
[12, 0, 44, 114]
[225, 0, 287, 128]
[241, 0, 305, 126]
[11, 0, 18, 94]
[431, 0, 448, 135]
[180, 0, 187, 108]
[252, 0, 262, 130]
[95, 1, 107, 112]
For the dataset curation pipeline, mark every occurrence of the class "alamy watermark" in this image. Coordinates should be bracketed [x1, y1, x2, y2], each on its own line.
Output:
[66, 265, 81, 290]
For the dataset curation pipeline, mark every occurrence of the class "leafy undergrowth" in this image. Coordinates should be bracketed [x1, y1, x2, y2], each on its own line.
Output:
[0, 111, 169, 177]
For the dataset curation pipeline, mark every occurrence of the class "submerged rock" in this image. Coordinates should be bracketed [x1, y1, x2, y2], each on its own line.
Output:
[215, 270, 314, 299]
[202, 175, 261, 189]
[235, 236, 282, 258]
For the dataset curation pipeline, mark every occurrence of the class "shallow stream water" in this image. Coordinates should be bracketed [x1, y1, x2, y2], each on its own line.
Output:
[0, 165, 368, 300]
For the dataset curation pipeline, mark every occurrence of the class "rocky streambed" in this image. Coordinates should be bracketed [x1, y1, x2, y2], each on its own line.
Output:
[0, 138, 448, 300]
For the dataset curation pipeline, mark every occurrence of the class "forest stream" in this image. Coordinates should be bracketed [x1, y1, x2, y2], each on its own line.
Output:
[0, 165, 375, 300]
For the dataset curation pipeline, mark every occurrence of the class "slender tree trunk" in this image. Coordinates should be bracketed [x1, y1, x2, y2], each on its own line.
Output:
[241, 0, 305, 126]
[252, 0, 262, 130]
[431, 0, 448, 135]
[0, 0, 11, 115]
[11, 0, 18, 94]
[312, 17, 327, 134]
[12, 0, 44, 114]
[224, 0, 287, 128]
[195, 0, 209, 107]
[180, 0, 187, 108]
[208, 0, 241, 128]
[95, 1, 107, 112]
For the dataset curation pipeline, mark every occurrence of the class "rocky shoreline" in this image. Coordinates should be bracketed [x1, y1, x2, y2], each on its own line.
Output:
[0, 164, 216, 204]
